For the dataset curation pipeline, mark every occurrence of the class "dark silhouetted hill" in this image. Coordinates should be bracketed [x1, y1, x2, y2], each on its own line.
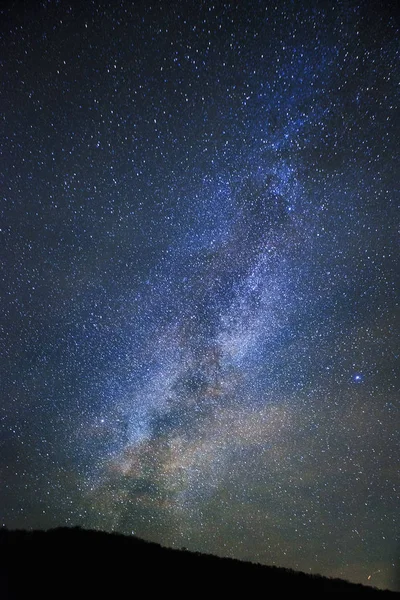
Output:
[0, 527, 398, 599]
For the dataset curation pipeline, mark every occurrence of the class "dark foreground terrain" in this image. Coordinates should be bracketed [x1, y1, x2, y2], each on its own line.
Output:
[0, 527, 397, 599]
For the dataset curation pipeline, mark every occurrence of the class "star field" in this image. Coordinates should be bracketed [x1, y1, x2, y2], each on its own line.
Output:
[1, 0, 399, 591]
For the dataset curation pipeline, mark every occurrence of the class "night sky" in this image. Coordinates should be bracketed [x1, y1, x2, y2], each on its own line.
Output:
[1, 0, 399, 591]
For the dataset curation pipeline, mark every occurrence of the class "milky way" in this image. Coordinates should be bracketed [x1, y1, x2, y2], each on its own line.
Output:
[1, 0, 399, 591]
